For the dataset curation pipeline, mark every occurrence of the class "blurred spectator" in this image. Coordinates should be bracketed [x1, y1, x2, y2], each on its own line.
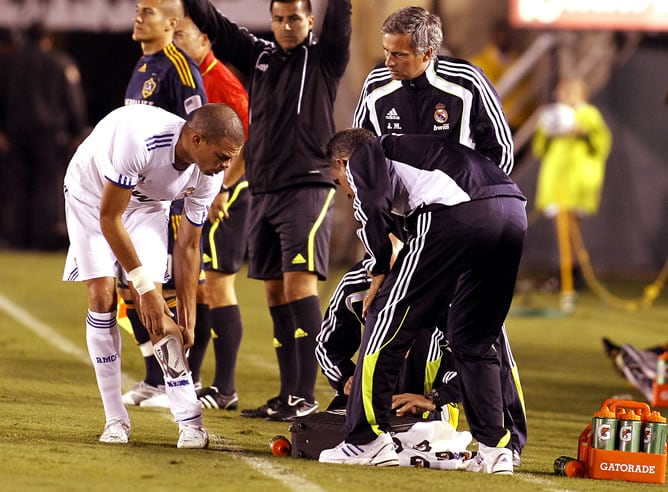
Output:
[532, 78, 612, 311]
[533, 78, 612, 216]
[469, 20, 535, 133]
[1, 22, 88, 250]
[0, 28, 17, 247]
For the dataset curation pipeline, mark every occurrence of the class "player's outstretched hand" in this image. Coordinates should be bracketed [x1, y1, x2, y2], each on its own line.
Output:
[392, 393, 435, 416]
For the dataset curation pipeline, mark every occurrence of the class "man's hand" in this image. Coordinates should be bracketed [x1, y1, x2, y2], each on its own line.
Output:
[180, 324, 195, 350]
[343, 376, 353, 395]
[392, 393, 436, 416]
[362, 273, 385, 318]
[137, 289, 174, 337]
[207, 191, 230, 223]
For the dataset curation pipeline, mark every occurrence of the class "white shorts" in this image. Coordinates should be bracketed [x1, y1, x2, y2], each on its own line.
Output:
[62, 192, 169, 283]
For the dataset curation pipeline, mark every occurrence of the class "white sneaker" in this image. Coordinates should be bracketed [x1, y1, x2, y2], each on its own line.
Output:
[319, 432, 399, 466]
[177, 425, 209, 449]
[512, 449, 521, 468]
[465, 443, 513, 475]
[99, 419, 131, 444]
[122, 381, 164, 406]
[139, 392, 170, 408]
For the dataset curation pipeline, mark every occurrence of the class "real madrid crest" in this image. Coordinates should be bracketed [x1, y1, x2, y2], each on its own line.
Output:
[142, 77, 157, 99]
[434, 103, 448, 124]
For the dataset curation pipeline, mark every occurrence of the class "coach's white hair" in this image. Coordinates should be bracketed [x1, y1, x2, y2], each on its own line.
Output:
[381, 6, 443, 59]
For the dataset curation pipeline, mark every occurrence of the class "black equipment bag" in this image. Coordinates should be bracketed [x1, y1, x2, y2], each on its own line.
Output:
[288, 411, 428, 459]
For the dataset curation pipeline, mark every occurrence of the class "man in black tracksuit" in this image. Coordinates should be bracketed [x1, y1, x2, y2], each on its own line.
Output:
[319, 129, 527, 474]
[317, 5, 526, 461]
[316, 259, 454, 403]
[184, 0, 352, 420]
[352, 31, 514, 175]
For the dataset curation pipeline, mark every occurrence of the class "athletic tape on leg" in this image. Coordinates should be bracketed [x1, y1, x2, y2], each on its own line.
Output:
[153, 334, 187, 379]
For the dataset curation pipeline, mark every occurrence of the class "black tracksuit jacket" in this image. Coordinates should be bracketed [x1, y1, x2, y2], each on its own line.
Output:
[185, 0, 352, 194]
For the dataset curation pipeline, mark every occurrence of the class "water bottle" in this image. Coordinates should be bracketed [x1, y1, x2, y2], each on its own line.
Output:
[553, 456, 584, 477]
[617, 409, 642, 452]
[642, 411, 667, 454]
[592, 406, 617, 450]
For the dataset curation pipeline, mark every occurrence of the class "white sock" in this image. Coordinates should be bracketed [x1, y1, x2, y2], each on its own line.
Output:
[164, 371, 203, 426]
[86, 310, 128, 423]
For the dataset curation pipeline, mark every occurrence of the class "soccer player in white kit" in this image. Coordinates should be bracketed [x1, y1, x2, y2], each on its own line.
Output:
[62, 103, 244, 448]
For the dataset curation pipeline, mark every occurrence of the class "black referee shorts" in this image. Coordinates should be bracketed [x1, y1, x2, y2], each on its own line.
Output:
[247, 185, 335, 281]
[202, 180, 251, 274]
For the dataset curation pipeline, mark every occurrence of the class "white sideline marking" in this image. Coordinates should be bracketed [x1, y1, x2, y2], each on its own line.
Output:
[0, 293, 324, 492]
[0, 294, 90, 364]
[237, 456, 326, 492]
[515, 472, 568, 492]
[0, 294, 136, 387]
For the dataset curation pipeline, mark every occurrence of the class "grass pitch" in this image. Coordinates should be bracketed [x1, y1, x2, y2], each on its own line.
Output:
[0, 250, 666, 491]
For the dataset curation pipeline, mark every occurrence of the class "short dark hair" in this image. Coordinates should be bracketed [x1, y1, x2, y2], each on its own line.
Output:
[326, 128, 376, 162]
[270, 0, 312, 15]
[188, 103, 245, 146]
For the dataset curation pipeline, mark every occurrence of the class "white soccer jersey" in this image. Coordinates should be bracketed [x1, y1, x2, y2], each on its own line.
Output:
[64, 104, 222, 226]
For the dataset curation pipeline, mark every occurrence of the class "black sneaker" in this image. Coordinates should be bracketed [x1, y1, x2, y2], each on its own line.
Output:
[325, 393, 348, 412]
[197, 386, 239, 410]
[240, 396, 283, 419]
[266, 395, 319, 422]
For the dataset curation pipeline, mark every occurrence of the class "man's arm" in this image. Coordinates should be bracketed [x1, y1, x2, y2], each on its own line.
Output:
[469, 65, 515, 175]
[173, 215, 203, 348]
[351, 64, 389, 133]
[99, 181, 171, 334]
[318, 0, 352, 78]
[348, 142, 394, 276]
[207, 149, 245, 223]
[182, 0, 260, 75]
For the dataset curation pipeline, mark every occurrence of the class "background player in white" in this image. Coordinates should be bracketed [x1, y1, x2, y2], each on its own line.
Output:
[62, 103, 244, 447]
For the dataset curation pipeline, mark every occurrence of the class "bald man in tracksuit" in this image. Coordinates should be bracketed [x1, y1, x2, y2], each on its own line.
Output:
[319, 130, 526, 473]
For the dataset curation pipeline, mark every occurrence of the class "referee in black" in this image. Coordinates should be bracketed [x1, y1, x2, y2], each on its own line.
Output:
[319, 129, 526, 474]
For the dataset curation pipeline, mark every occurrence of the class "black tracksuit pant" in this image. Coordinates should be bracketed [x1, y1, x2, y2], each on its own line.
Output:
[345, 197, 527, 448]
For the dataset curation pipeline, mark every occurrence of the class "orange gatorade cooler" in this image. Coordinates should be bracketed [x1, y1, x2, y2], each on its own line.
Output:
[579, 399, 667, 485]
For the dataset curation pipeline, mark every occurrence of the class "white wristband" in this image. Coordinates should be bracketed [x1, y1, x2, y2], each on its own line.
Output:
[127, 266, 156, 295]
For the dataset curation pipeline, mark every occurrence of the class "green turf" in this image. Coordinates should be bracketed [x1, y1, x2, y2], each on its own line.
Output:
[0, 251, 666, 491]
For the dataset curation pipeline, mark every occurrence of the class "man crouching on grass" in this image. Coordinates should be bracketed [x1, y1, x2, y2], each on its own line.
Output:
[61, 103, 244, 448]
[318, 129, 526, 473]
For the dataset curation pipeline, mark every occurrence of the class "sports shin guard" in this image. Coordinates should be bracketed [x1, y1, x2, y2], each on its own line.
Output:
[153, 335, 202, 423]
